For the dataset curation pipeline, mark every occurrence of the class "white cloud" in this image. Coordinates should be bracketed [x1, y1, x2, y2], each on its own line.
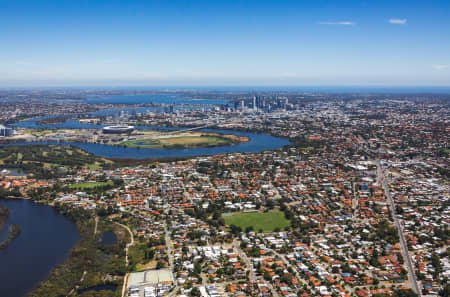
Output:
[389, 18, 407, 25]
[318, 21, 355, 26]
[432, 64, 449, 70]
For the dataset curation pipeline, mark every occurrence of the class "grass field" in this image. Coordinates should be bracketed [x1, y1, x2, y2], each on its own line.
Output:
[30, 129, 54, 137]
[69, 181, 113, 190]
[121, 135, 232, 149]
[87, 160, 112, 170]
[223, 211, 290, 232]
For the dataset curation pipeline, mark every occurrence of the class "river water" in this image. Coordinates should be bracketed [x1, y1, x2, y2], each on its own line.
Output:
[7, 127, 290, 159]
[11, 104, 290, 159]
[0, 199, 80, 297]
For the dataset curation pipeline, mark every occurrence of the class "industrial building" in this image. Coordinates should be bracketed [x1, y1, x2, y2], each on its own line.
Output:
[127, 268, 173, 297]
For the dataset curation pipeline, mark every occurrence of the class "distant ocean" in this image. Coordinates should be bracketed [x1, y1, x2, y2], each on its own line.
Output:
[153, 86, 450, 94]
[82, 86, 450, 94]
[2, 86, 450, 94]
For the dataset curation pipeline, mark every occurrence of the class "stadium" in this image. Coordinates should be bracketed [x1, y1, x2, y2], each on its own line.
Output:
[102, 125, 135, 134]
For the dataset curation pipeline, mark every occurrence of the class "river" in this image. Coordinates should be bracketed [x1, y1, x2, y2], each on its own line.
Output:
[11, 106, 290, 159]
[7, 127, 290, 159]
[0, 199, 80, 297]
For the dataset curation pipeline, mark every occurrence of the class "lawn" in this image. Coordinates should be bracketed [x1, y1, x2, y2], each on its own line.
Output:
[30, 129, 53, 137]
[223, 211, 290, 232]
[69, 181, 113, 190]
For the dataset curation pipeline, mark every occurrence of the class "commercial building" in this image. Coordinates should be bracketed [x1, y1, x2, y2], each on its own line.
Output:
[0, 125, 13, 137]
[128, 268, 173, 297]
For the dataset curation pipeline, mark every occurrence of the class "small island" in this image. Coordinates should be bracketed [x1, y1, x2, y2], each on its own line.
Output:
[0, 224, 21, 250]
[0, 205, 21, 250]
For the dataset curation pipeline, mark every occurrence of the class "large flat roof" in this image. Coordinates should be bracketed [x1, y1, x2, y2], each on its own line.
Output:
[128, 268, 173, 287]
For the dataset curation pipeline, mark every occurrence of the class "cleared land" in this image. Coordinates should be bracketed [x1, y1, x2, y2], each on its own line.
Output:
[223, 211, 290, 232]
[120, 133, 239, 149]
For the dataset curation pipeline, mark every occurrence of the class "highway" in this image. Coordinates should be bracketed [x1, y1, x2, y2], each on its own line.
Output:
[377, 160, 421, 296]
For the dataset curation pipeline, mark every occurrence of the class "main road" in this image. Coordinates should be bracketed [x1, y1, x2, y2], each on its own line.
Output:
[376, 160, 421, 296]
[165, 222, 180, 297]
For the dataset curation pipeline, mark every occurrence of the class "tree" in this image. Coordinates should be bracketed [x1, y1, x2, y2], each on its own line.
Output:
[230, 224, 242, 235]
[190, 287, 201, 297]
[440, 284, 450, 297]
[393, 288, 418, 297]
[156, 261, 164, 269]
[194, 262, 202, 275]
[431, 253, 441, 278]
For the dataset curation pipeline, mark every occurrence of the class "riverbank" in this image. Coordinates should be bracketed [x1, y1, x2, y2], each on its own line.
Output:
[5, 113, 291, 159]
[0, 129, 290, 160]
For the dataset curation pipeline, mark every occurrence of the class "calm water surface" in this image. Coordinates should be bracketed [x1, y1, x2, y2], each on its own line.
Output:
[6, 130, 290, 159]
[101, 230, 117, 246]
[0, 199, 80, 297]
[77, 284, 117, 294]
[10, 96, 290, 159]
[12, 115, 291, 159]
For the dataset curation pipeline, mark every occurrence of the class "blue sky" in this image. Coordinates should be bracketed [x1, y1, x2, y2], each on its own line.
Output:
[0, 0, 449, 86]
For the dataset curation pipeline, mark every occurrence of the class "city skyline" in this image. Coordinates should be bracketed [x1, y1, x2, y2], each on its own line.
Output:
[1, 0, 449, 86]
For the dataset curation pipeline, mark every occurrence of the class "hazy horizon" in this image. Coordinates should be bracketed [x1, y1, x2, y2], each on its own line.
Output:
[2, 85, 450, 95]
